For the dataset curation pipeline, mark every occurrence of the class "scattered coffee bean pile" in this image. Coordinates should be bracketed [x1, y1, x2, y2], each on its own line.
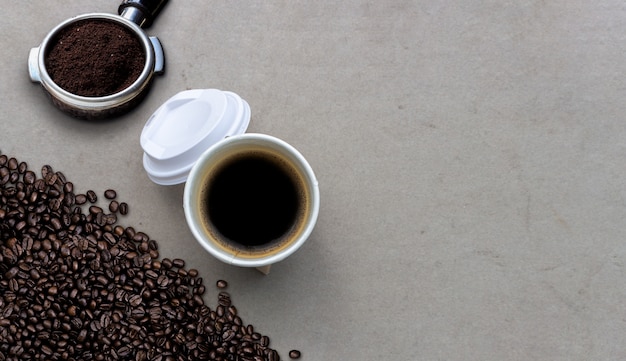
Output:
[0, 153, 299, 360]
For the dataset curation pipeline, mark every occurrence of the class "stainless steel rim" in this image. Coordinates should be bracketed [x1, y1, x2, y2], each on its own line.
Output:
[37, 13, 155, 113]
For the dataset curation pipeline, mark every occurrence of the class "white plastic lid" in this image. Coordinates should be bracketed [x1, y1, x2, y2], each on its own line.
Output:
[140, 89, 251, 185]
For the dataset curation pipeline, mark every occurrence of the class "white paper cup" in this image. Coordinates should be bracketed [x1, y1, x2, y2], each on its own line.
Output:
[183, 133, 320, 269]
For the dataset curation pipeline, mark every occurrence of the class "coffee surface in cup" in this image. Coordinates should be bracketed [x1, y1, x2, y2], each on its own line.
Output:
[45, 19, 145, 97]
[203, 151, 302, 248]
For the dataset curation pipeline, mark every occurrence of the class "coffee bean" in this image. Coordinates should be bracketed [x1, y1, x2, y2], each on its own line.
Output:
[193, 294, 204, 306]
[218, 292, 231, 307]
[261, 335, 270, 347]
[216, 279, 228, 289]
[17, 161, 27, 174]
[86, 190, 97, 203]
[75, 194, 87, 205]
[161, 258, 173, 269]
[157, 275, 170, 288]
[50, 217, 62, 230]
[172, 258, 185, 268]
[104, 213, 117, 225]
[117, 346, 131, 357]
[89, 205, 103, 214]
[8, 157, 18, 170]
[8, 278, 19, 292]
[109, 200, 119, 213]
[45, 172, 58, 186]
[103, 232, 117, 245]
[104, 189, 117, 199]
[129, 294, 142, 307]
[119, 202, 128, 215]
[289, 350, 302, 359]
[269, 350, 280, 361]
[23, 170, 36, 184]
[5, 266, 19, 279]
[194, 285, 206, 295]
[63, 180, 73, 193]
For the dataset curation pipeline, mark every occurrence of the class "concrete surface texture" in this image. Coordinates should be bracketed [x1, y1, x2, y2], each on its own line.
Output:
[2, 1, 626, 360]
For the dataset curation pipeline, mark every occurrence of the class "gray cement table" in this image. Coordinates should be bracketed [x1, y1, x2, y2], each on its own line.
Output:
[2, 1, 626, 359]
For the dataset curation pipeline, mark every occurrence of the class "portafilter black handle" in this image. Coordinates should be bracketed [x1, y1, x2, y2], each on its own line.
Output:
[118, 0, 169, 28]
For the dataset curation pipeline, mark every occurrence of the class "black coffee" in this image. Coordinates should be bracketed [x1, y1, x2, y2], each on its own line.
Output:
[204, 152, 301, 247]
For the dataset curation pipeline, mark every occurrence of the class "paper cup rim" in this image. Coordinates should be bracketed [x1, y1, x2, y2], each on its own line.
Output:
[183, 133, 320, 267]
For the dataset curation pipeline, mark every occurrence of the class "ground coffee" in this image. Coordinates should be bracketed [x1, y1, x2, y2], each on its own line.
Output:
[0, 153, 293, 360]
[45, 19, 146, 97]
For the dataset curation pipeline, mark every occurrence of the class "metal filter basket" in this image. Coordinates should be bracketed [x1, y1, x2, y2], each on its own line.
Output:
[28, 0, 168, 120]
